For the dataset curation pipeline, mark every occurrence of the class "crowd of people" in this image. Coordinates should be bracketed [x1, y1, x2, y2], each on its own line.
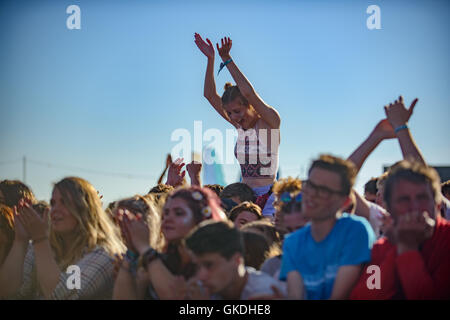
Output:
[0, 34, 449, 300]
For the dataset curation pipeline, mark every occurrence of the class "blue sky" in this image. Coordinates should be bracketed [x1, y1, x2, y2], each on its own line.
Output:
[1, 0, 449, 206]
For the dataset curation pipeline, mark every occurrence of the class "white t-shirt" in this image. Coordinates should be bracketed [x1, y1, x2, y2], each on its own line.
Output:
[240, 267, 286, 299]
[367, 202, 388, 238]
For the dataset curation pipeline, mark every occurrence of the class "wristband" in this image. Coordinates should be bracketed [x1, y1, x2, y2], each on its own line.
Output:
[394, 124, 408, 134]
[138, 247, 160, 270]
[218, 59, 232, 75]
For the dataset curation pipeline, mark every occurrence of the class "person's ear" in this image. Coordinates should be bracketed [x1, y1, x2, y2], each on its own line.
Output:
[232, 252, 243, 267]
[339, 196, 352, 212]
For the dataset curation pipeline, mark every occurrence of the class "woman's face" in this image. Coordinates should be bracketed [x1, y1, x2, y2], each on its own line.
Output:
[161, 197, 197, 242]
[50, 188, 79, 234]
[223, 99, 257, 129]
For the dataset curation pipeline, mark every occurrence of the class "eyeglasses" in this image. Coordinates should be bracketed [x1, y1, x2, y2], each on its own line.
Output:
[280, 192, 302, 203]
[302, 180, 346, 198]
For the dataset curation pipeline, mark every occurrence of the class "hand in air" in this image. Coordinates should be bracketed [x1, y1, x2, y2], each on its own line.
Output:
[194, 33, 215, 59]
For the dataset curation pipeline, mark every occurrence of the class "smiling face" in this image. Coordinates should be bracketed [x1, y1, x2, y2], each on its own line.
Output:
[49, 187, 79, 234]
[161, 197, 197, 242]
[223, 98, 258, 129]
[302, 167, 348, 221]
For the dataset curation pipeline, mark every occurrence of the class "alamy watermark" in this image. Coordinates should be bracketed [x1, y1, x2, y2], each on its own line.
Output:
[66, 265, 81, 290]
[170, 121, 279, 175]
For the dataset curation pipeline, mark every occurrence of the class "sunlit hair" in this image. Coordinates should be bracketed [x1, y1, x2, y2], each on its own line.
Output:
[383, 160, 442, 210]
[228, 201, 262, 222]
[221, 82, 249, 107]
[0, 204, 14, 264]
[272, 177, 302, 213]
[114, 193, 162, 251]
[166, 186, 227, 225]
[0, 180, 36, 208]
[49, 177, 125, 269]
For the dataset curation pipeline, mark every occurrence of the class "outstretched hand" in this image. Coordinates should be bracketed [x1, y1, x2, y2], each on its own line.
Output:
[384, 96, 418, 129]
[216, 37, 232, 60]
[194, 33, 215, 59]
[166, 158, 186, 187]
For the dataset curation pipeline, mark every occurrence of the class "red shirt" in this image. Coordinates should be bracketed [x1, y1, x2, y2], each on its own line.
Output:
[350, 216, 450, 299]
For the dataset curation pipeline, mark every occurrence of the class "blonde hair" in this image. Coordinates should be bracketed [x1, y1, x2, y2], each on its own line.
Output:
[50, 177, 125, 269]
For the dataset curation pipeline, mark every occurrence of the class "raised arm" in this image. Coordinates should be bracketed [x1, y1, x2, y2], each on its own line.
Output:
[348, 119, 396, 173]
[195, 33, 237, 127]
[384, 96, 425, 165]
[216, 37, 281, 129]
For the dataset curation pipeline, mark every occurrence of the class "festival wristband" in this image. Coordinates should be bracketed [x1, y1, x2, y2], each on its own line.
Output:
[217, 59, 232, 75]
[394, 124, 408, 134]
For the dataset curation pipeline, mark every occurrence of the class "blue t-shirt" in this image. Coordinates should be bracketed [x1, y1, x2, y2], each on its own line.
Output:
[279, 213, 375, 300]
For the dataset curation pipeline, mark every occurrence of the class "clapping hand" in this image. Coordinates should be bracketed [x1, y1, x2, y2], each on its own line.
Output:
[166, 158, 186, 188]
[216, 37, 232, 60]
[16, 198, 49, 242]
[384, 96, 418, 129]
[194, 33, 215, 59]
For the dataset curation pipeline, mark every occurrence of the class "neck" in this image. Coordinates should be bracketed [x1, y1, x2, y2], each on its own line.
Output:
[310, 215, 337, 242]
[59, 231, 79, 248]
[221, 266, 248, 300]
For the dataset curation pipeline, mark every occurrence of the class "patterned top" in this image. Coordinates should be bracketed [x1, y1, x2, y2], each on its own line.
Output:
[234, 121, 279, 179]
[11, 244, 115, 300]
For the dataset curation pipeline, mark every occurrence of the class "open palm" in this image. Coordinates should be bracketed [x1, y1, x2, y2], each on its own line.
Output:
[194, 33, 214, 59]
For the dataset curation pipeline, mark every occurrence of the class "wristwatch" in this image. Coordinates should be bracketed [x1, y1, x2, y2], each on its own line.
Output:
[138, 247, 160, 269]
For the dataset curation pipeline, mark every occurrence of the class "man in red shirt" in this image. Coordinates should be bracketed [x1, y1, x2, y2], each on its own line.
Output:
[351, 160, 450, 299]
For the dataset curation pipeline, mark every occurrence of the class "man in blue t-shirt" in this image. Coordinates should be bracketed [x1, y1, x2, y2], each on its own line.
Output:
[280, 154, 375, 299]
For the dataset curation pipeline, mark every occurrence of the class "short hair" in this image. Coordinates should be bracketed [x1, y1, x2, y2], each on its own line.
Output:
[308, 154, 357, 196]
[383, 160, 442, 209]
[377, 172, 389, 191]
[241, 230, 271, 270]
[221, 83, 249, 107]
[0, 180, 36, 208]
[221, 182, 255, 203]
[442, 180, 450, 196]
[364, 177, 378, 195]
[240, 220, 282, 251]
[185, 220, 243, 260]
[228, 201, 262, 222]
[204, 184, 224, 197]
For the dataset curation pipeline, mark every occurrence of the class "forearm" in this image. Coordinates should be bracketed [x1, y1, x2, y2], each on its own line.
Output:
[113, 268, 138, 300]
[396, 128, 426, 165]
[147, 258, 178, 299]
[222, 54, 280, 128]
[348, 131, 383, 173]
[0, 240, 28, 297]
[189, 174, 201, 187]
[221, 54, 254, 98]
[204, 57, 218, 99]
[33, 240, 61, 299]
